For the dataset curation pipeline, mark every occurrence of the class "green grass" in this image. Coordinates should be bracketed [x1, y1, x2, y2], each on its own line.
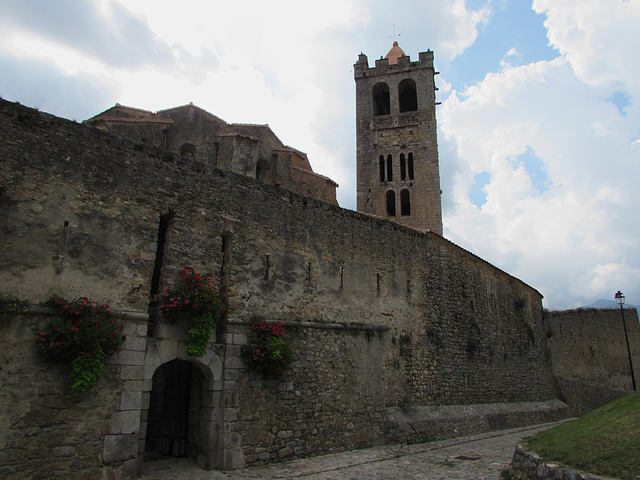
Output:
[526, 390, 640, 480]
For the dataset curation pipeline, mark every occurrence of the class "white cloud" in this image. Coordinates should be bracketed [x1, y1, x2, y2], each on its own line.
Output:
[533, 0, 640, 94]
[440, 45, 640, 308]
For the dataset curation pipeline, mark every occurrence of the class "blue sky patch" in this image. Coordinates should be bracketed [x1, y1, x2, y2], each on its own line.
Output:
[509, 147, 551, 193]
[442, 1, 558, 92]
[469, 171, 491, 208]
[607, 91, 631, 116]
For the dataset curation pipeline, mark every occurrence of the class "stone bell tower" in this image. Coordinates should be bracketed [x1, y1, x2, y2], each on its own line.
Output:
[354, 42, 443, 235]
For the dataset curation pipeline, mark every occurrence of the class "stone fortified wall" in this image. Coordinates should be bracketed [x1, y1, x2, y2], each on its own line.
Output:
[545, 308, 640, 415]
[0, 99, 632, 478]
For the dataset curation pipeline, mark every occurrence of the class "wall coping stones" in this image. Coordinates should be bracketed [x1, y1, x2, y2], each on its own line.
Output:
[227, 317, 390, 332]
[510, 444, 610, 480]
[386, 400, 571, 445]
[20, 304, 149, 321]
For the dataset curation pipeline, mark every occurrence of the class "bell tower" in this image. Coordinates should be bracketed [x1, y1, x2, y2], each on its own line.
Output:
[354, 42, 443, 235]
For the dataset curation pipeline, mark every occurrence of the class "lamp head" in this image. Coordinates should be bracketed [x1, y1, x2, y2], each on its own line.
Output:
[615, 291, 625, 306]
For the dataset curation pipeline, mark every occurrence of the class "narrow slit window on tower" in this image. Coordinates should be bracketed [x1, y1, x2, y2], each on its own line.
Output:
[400, 189, 411, 216]
[400, 153, 406, 181]
[373, 82, 390, 116]
[386, 190, 396, 217]
[379, 155, 385, 182]
[387, 154, 393, 182]
[399, 78, 418, 112]
[408, 152, 415, 180]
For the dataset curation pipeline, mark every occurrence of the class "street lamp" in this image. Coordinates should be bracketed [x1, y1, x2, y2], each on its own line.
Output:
[615, 291, 636, 391]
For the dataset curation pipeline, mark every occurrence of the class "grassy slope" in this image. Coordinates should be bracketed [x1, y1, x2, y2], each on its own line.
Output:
[526, 390, 640, 480]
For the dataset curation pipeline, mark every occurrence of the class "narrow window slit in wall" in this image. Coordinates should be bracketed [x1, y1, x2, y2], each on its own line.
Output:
[54, 220, 70, 274]
[218, 231, 234, 335]
[149, 210, 174, 327]
[376, 273, 382, 297]
[339, 266, 344, 290]
[307, 263, 313, 289]
[264, 254, 272, 282]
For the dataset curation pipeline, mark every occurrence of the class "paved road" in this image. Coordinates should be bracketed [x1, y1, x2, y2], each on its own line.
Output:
[141, 422, 564, 480]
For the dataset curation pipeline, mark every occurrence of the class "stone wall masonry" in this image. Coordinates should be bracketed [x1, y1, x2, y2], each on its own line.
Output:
[0, 310, 125, 479]
[510, 445, 607, 480]
[0, 98, 589, 476]
[546, 308, 640, 415]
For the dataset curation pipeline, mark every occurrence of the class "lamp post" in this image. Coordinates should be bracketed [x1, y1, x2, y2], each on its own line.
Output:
[615, 291, 636, 391]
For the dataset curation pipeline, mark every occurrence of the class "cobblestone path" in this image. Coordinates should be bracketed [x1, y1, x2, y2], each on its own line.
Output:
[141, 422, 564, 480]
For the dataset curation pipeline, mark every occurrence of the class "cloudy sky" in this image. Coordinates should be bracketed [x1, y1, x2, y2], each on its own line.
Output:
[1, 0, 639, 310]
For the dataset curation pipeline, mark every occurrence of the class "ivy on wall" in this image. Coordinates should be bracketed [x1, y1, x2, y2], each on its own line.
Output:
[159, 268, 223, 357]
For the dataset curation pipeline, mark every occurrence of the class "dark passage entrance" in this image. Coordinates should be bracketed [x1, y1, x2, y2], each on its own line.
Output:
[146, 360, 204, 459]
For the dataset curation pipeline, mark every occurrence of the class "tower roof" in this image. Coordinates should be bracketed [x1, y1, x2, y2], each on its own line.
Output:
[385, 41, 405, 65]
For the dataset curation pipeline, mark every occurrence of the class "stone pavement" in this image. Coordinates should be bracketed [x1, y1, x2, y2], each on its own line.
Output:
[141, 421, 568, 480]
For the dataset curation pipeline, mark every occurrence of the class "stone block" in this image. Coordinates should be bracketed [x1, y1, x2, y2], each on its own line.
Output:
[224, 368, 239, 381]
[120, 391, 142, 411]
[52, 446, 75, 457]
[233, 333, 248, 345]
[278, 446, 293, 458]
[120, 365, 144, 381]
[223, 408, 238, 422]
[223, 380, 238, 391]
[156, 338, 180, 364]
[108, 410, 140, 435]
[122, 322, 138, 336]
[213, 380, 224, 391]
[222, 432, 242, 448]
[208, 356, 223, 380]
[116, 457, 139, 480]
[123, 336, 147, 351]
[220, 448, 244, 470]
[109, 350, 145, 366]
[225, 355, 245, 370]
[102, 435, 138, 463]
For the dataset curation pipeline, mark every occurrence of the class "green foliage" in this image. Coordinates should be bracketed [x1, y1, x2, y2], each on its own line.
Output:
[185, 313, 218, 357]
[242, 321, 293, 378]
[35, 297, 123, 394]
[160, 268, 223, 357]
[69, 351, 106, 394]
[526, 390, 640, 480]
[0, 294, 27, 317]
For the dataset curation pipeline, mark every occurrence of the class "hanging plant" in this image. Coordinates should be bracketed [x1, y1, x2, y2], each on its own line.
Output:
[159, 268, 223, 357]
[34, 297, 123, 394]
[242, 321, 293, 378]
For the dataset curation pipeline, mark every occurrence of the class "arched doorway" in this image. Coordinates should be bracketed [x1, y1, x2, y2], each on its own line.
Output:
[145, 359, 206, 460]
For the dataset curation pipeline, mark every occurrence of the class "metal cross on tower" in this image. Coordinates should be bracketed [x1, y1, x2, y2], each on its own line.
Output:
[388, 24, 401, 42]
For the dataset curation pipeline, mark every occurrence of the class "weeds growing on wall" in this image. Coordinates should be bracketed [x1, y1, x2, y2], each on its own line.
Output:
[34, 297, 123, 394]
[0, 294, 27, 317]
[159, 268, 223, 357]
[242, 320, 293, 378]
